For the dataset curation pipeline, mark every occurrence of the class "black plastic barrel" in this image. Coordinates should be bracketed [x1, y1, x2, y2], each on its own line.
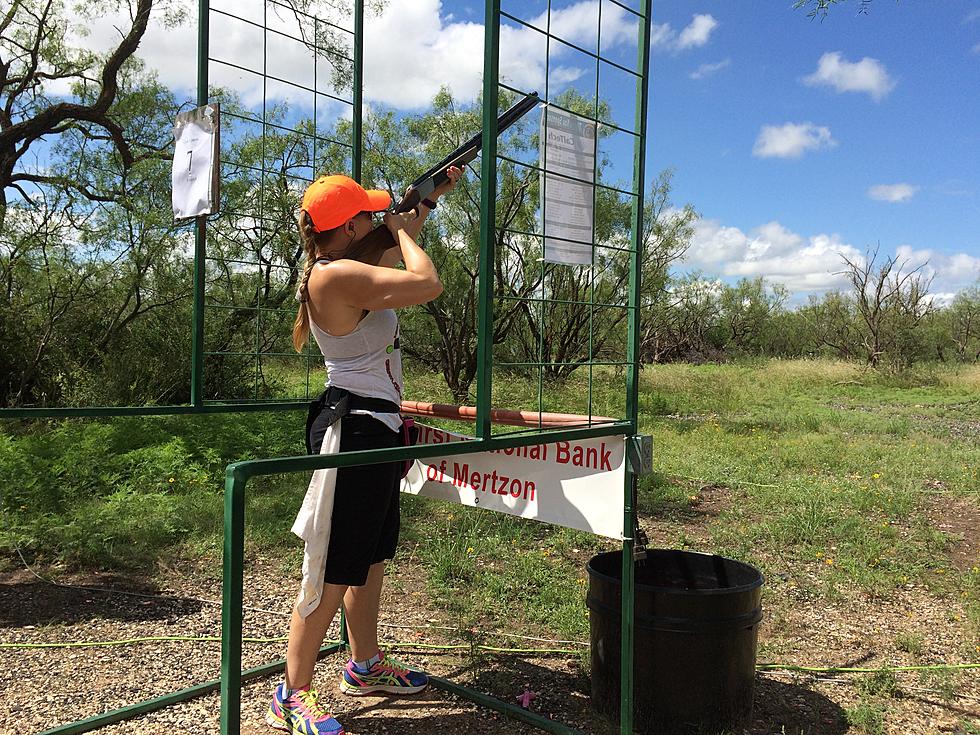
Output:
[586, 549, 763, 735]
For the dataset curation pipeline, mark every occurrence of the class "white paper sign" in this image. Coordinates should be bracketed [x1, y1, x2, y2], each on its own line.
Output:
[172, 104, 220, 220]
[401, 424, 626, 539]
[539, 107, 596, 265]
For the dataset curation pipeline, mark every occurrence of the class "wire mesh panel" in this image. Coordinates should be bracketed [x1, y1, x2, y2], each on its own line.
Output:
[204, 0, 357, 403]
[487, 0, 646, 434]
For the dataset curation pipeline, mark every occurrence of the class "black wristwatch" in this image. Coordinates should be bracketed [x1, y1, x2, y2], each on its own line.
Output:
[421, 197, 437, 210]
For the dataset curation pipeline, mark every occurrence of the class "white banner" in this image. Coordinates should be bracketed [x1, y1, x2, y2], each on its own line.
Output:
[539, 107, 596, 266]
[401, 424, 625, 539]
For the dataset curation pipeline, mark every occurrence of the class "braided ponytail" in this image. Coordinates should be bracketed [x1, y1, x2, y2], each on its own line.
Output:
[292, 211, 349, 351]
[292, 211, 320, 352]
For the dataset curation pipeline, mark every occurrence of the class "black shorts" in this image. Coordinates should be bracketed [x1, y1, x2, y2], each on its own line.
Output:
[307, 410, 401, 587]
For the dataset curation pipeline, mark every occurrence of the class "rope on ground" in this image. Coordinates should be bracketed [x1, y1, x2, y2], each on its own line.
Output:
[0, 637, 581, 656]
[2, 638, 977, 674]
[757, 662, 980, 674]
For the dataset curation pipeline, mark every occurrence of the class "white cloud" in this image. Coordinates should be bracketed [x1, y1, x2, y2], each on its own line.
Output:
[893, 244, 980, 294]
[682, 218, 980, 299]
[651, 14, 719, 53]
[690, 59, 731, 80]
[649, 22, 674, 49]
[685, 219, 861, 292]
[972, 42, 980, 55]
[802, 51, 895, 102]
[676, 14, 718, 50]
[930, 292, 959, 308]
[361, 0, 483, 108]
[867, 183, 918, 202]
[752, 122, 836, 159]
[964, 9, 980, 23]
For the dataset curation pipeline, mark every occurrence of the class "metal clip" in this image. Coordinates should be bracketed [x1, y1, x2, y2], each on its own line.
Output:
[632, 526, 649, 561]
[627, 434, 653, 475]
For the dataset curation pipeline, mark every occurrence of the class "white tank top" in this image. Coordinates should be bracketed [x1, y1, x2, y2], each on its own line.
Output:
[309, 308, 403, 432]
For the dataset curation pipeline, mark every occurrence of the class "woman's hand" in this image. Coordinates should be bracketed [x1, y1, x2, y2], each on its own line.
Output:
[382, 165, 464, 250]
[430, 165, 464, 200]
[383, 209, 418, 236]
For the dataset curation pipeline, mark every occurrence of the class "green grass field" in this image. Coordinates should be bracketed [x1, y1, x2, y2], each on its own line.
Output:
[1, 359, 978, 730]
[2, 360, 977, 623]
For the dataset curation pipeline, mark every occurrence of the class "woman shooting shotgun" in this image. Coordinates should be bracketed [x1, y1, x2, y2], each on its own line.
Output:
[267, 165, 463, 735]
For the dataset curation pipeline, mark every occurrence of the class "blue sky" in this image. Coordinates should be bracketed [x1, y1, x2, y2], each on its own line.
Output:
[648, 0, 980, 301]
[60, 0, 980, 301]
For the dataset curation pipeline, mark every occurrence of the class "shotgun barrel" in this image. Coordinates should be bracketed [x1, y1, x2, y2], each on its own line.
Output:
[394, 91, 541, 213]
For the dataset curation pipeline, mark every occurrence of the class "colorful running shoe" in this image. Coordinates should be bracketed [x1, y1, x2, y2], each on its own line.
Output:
[266, 683, 345, 734]
[340, 653, 429, 696]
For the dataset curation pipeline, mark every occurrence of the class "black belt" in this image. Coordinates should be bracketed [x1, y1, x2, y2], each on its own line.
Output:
[305, 386, 400, 454]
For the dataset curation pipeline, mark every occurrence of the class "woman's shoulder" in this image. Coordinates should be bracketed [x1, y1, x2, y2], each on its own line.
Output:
[309, 257, 379, 286]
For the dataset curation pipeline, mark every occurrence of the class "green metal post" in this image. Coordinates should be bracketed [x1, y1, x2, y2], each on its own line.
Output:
[475, 0, 501, 440]
[220, 469, 246, 735]
[621, 2, 653, 733]
[190, 0, 209, 406]
[352, 0, 364, 183]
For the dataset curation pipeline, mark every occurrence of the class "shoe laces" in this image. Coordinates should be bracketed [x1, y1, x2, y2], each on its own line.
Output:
[290, 688, 333, 721]
[377, 653, 409, 676]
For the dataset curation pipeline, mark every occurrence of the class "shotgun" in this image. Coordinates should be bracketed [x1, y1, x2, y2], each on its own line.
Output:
[346, 91, 541, 265]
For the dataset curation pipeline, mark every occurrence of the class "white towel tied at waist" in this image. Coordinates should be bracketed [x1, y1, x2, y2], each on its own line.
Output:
[291, 421, 342, 618]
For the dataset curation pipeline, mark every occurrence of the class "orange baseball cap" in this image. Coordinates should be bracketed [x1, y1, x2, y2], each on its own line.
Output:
[301, 175, 391, 232]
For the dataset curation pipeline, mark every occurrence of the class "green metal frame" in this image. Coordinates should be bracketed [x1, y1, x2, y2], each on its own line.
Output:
[16, 1, 653, 733]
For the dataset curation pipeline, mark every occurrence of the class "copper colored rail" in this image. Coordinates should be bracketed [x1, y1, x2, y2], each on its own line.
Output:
[399, 400, 617, 428]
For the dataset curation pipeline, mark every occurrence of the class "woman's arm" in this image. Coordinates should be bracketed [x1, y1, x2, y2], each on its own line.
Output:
[309, 259, 443, 311]
[309, 213, 442, 311]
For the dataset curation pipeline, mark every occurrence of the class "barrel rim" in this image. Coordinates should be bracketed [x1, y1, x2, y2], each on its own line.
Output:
[587, 549, 764, 596]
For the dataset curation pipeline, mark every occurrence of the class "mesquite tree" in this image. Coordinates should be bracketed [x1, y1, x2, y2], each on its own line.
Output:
[839, 246, 933, 367]
[0, 0, 157, 229]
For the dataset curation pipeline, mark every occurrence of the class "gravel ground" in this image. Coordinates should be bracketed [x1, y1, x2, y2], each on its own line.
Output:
[0, 557, 601, 735]
[2, 550, 978, 735]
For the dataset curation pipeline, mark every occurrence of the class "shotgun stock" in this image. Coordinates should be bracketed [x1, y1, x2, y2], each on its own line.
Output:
[345, 92, 541, 265]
